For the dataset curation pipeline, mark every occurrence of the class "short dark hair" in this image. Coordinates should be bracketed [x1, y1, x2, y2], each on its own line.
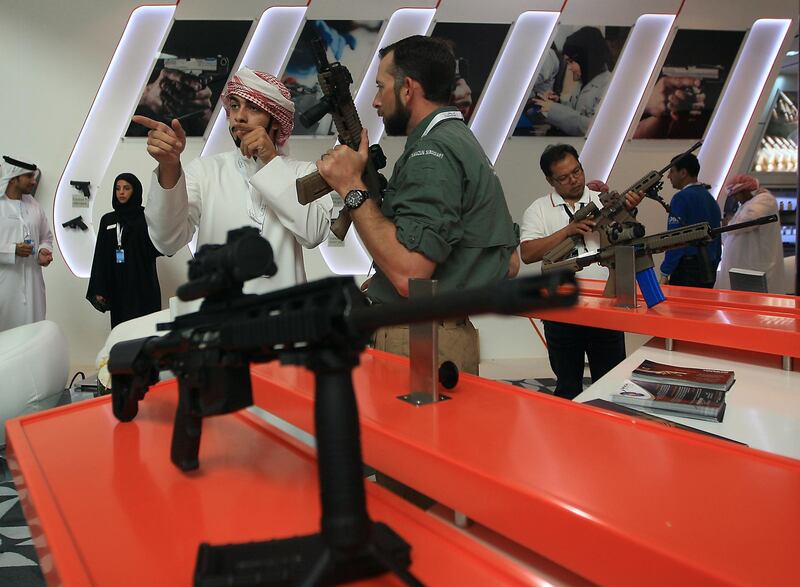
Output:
[540, 144, 580, 177]
[671, 153, 700, 177]
[378, 35, 456, 104]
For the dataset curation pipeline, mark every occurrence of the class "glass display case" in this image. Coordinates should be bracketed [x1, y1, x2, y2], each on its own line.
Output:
[750, 89, 798, 176]
[746, 76, 798, 259]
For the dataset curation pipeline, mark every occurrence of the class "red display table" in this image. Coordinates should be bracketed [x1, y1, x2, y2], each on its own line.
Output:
[5, 385, 546, 586]
[251, 350, 800, 586]
[524, 278, 800, 360]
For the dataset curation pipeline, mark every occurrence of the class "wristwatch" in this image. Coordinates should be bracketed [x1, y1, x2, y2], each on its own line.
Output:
[344, 189, 370, 210]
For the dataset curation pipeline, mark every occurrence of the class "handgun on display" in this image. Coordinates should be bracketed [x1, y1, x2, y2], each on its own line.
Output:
[70, 180, 90, 199]
[62, 215, 88, 230]
[295, 36, 387, 241]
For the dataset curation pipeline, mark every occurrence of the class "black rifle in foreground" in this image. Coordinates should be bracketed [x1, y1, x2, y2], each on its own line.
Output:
[542, 140, 703, 266]
[108, 227, 577, 587]
[295, 36, 387, 240]
[542, 214, 778, 298]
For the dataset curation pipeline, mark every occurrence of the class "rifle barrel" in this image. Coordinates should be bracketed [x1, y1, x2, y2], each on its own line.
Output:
[656, 140, 704, 175]
[348, 272, 577, 334]
[712, 214, 778, 236]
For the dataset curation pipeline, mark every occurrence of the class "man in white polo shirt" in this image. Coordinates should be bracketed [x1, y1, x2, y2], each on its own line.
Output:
[520, 144, 641, 399]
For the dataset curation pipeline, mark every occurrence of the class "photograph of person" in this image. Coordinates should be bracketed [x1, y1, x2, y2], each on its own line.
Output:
[126, 20, 252, 137]
[513, 25, 630, 137]
[281, 20, 383, 136]
[430, 22, 511, 123]
[633, 29, 745, 139]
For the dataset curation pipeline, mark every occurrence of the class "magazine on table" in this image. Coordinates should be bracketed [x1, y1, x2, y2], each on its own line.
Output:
[632, 359, 735, 391]
[583, 399, 744, 444]
[611, 379, 727, 422]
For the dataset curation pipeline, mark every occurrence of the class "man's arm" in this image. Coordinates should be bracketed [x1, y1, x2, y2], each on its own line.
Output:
[132, 114, 197, 255]
[349, 199, 434, 297]
[521, 221, 594, 264]
[659, 192, 689, 279]
[36, 202, 54, 267]
[315, 129, 436, 297]
[144, 167, 201, 256]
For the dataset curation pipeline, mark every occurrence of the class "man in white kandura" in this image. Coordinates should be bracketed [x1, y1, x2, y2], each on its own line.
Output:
[135, 68, 334, 293]
[0, 156, 55, 331]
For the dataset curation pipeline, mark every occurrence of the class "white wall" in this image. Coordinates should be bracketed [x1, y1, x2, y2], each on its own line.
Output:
[1, 0, 797, 372]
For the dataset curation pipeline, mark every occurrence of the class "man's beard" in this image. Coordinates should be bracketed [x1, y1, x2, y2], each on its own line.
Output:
[383, 101, 411, 136]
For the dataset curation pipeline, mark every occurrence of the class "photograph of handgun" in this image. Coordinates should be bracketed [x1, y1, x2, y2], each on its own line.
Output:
[125, 20, 251, 137]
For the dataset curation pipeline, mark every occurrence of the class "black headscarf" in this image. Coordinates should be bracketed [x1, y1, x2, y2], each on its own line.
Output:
[562, 27, 611, 86]
[112, 173, 144, 227]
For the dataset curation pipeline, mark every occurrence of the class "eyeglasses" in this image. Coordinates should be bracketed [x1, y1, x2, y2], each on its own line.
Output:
[551, 164, 584, 185]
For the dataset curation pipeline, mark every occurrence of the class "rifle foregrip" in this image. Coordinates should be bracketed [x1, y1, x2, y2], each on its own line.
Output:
[296, 171, 333, 205]
[542, 236, 580, 265]
[331, 210, 352, 241]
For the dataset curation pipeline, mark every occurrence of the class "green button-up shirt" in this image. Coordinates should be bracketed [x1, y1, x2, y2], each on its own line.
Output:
[368, 107, 519, 304]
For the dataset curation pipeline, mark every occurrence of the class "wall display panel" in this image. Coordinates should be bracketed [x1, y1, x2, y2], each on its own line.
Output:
[125, 20, 252, 138]
[281, 20, 383, 136]
[430, 22, 511, 123]
[633, 29, 745, 140]
[512, 25, 630, 137]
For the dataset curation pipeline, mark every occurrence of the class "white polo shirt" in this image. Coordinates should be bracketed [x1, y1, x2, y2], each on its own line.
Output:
[519, 187, 609, 280]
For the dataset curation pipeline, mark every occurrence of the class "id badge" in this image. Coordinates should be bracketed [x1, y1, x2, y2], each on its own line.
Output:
[115, 248, 125, 264]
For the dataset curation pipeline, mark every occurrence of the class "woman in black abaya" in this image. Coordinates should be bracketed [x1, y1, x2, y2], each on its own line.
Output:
[86, 173, 162, 327]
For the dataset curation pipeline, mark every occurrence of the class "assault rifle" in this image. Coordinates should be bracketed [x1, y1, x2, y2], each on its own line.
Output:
[542, 214, 778, 300]
[295, 36, 387, 241]
[542, 140, 703, 266]
[108, 226, 576, 586]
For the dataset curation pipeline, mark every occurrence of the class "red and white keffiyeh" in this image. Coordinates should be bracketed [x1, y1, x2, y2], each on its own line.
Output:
[725, 174, 759, 196]
[222, 68, 295, 146]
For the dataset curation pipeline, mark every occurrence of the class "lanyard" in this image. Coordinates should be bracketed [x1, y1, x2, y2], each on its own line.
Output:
[421, 110, 464, 138]
[560, 201, 588, 252]
[116, 224, 123, 249]
[561, 201, 585, 221]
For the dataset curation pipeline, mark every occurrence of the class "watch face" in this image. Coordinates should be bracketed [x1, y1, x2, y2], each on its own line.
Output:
[345, 190, 368, 209]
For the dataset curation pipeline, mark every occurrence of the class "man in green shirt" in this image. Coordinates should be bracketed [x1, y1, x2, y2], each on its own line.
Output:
[317, 35, 518, 374]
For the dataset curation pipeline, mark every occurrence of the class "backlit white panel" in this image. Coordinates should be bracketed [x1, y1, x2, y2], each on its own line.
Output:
[54, 5, 175, 277]
[202, 6, 307, 157]
[581, 14, 675, 182]
[470, 11, 560, 164]
[698, 19, 792, 196]
[319, 7, 436, 276]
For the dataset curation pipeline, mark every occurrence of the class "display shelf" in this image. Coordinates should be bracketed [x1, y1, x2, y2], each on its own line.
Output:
[250, 350, 800, 587]
[523, 278, 800, 361]
[750, 88, 798, 175]
[5, 385, 543, 587]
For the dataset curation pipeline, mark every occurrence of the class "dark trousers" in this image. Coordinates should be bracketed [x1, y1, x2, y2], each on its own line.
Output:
[669, 255, 717, 289]
[542, 321, 626, 400]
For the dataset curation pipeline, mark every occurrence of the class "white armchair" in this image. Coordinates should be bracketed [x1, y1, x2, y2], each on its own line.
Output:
[0, 320, 69, 445]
